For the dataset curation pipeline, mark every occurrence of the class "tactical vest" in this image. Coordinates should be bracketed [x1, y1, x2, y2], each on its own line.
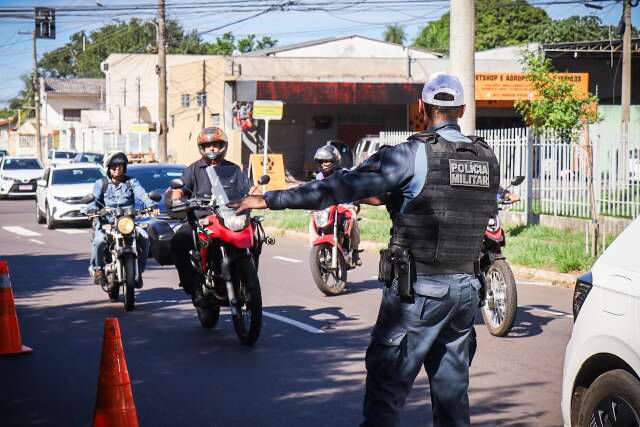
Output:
[390, 131, 500, 274]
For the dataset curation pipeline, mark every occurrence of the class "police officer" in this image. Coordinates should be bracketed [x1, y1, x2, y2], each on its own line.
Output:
[170, 126, 251, 307]
[232, 73, 499, 426]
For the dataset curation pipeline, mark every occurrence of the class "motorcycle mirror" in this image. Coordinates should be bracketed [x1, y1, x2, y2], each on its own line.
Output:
[257, 175, 270, 186]
[511, 176, 525, 186]
[148, 191, 162, 202]
[170, 178, 185, 190]
[81, 193, 95, 204]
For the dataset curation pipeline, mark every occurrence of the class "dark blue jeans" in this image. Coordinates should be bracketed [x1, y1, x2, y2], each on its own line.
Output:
[362, 274, 480, 427]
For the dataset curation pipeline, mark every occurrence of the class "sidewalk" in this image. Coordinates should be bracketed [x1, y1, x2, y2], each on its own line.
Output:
[264, 226, 578, 289]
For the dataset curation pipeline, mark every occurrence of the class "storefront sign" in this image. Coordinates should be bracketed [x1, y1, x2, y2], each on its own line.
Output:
[476, 72, 589, 101]
[252, 100, 283, 121]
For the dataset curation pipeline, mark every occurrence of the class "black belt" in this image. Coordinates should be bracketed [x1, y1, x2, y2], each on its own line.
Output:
[414, 260, 477, 276]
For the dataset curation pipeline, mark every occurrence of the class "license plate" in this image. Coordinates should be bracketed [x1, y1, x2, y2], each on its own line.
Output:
[18, 185, 33, 191]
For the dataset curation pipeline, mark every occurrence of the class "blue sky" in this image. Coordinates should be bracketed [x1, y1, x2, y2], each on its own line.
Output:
[0, 0, 638, 108]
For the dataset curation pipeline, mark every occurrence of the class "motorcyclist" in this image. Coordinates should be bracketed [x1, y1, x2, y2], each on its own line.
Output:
[310, 143, 362, 266]
[87, 151, 159, 288]
[170, 126, 252, 307]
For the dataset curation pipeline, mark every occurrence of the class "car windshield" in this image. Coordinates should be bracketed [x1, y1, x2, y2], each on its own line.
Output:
[54, 151, 76, 159]
[127, 167, 184, 192]
[51, 168, 103, 185]
[3, 158, 42, 170]
[79, 153, 104, 163]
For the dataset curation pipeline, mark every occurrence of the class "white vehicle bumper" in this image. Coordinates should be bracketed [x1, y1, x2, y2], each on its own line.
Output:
[0, 179, 37, 197]
[561, 334, 578, 426]
[50, 199, 89, 221]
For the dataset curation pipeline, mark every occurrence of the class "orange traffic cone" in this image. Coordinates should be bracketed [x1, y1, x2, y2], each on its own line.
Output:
[93, 318, 139, 427]
[0, 260, 33, 356]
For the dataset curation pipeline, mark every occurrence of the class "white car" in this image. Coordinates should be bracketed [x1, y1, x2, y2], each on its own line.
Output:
[562, 216, 640, 426]
[354, 135, 381, 167]
[0, 156, 44, 198]
[35, 162, 105, 229]
[47, 149, 78, 166]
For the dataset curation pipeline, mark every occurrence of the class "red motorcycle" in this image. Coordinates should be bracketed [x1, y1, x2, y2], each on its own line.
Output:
[170, 176, 273, 345]
[479, 175, 523, 337]
[309, 204, 359, 296]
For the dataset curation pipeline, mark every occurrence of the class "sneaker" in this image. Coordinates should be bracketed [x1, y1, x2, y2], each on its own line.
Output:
[135, 276, 143, 289]
[94, 269, 106, 286]
[353, 250, 362, 267]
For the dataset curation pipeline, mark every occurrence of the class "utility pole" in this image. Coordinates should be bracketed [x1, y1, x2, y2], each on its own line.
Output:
[32, 30, 42, 162]
[157, 0, 168, 162]
[449, 0, 476, 134]
[202, 61, 206, 129]
[621, 0, 632, 127]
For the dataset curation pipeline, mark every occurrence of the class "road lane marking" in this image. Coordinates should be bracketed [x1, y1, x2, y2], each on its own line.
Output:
[273, 256, 302, 263]
[2, 226, 42, 237]
[28, 239, 45, 245]
[56, 229, 88, 234]
[520, 305, 573, 318]
[263, 311, 325, 334]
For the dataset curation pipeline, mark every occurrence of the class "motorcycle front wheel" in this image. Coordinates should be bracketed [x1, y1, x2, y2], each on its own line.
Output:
[481, 259, 517, 336]
[231, 257, 262, 345]
[196, 303, 221, 329]
[310, 243, 347, 296]
[122, 255, 136, 312]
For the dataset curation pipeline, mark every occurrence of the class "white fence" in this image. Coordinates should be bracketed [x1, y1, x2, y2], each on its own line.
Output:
[379, 124, 640, 219]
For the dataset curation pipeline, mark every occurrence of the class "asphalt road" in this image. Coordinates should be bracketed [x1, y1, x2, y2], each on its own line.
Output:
[0, 199, 573, 427]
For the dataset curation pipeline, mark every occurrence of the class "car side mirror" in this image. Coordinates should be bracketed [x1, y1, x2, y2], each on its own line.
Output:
[148, 191, 162, 202]
[170, 178, 185, 190]
[37, 179, 47, 187]
[511, 176, 525, 186]
[81, 193, 95, 204]
[257, 175, 270, 186]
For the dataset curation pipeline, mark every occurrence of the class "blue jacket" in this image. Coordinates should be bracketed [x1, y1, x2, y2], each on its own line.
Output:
[88, 176, 155, 211]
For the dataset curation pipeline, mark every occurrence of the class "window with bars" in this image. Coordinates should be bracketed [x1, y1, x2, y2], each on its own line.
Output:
[180, 94, 190, 108]
[196, 92, 207, 107]
[63, 109, 83, 121]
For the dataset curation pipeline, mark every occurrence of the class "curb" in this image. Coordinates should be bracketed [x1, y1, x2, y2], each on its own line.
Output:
[263, 226, 577, 289]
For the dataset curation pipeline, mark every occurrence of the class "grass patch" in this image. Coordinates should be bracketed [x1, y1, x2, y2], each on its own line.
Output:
[261, 206, 601, 274]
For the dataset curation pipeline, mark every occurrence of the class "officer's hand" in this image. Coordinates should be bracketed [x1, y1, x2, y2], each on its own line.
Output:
[228, 195, 267, 214]
[172, 189, 184, 200]
[248, 185, 263, 196]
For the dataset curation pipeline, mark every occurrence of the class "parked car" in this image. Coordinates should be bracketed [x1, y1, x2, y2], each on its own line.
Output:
[561, 216, 640, 426]
[73, 152, 104, 165]
[0, 156, 44, 198]
[36, 163, 105, 229]
[354, 135, 381, 166]
[47, 149, 77, 166]
[0, 149, 8, 159]
[126, 163, 186, 214]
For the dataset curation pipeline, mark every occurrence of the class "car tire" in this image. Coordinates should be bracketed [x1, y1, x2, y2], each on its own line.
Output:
[45, 204, 56, 230]
[36, 201, 45, 224]
[577, 369, 640, 427]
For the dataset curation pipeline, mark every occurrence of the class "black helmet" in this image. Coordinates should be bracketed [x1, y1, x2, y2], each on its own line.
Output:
[198, 126, 228, 162]
[104, 150, 128, 177]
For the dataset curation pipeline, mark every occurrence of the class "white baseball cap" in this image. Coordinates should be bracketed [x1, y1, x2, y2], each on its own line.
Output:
[421, 72, 465, 107]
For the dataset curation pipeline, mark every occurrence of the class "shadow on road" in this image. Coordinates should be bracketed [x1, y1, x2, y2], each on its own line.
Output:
[474, 304, 564, 339]
[1, 253, 557, 427]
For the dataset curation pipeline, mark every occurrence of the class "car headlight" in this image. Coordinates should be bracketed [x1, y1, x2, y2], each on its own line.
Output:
[117, 217, 135, 235]
[313, 209, 331, 228]
[219, 208, 249, 231]
[573, 272, 593, 321]
[2, 177, 14, 184]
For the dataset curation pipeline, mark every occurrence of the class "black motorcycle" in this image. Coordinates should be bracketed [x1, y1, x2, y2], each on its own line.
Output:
[82, 191, 162, 311]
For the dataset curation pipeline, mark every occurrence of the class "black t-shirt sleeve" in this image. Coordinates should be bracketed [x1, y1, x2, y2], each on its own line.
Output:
[181, 164, 196, 196]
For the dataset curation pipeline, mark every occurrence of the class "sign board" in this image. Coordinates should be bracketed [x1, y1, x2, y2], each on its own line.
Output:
[35, 8, 55, 40]
[252, 100, 283, 121]
[131, 123, 150, 133]
[475, 72, 589, 101]
[249, 154, 286, 191]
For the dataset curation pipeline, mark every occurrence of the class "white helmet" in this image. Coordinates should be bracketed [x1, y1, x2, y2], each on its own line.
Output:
[104, 150, 128, 177]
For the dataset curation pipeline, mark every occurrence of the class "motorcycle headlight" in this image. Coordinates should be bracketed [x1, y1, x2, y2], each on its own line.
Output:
[117, 217, 135, 235]
[486, 215, 500, 233]
[313, 209, 330, 228]
[219, 208, 249, 231]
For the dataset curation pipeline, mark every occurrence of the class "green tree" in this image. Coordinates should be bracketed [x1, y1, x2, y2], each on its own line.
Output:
[8, 74, 36, 118]
[384, 24, 407, 45]
[535, 15, 637, 44]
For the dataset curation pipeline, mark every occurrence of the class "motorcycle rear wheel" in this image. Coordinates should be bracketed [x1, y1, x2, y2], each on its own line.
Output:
[196, 303, 220, 329]
[231, 257, 262, 346]
[481, 259, 517, 337]
[123, 255, 136, 312]
[310, 243, 347, 296]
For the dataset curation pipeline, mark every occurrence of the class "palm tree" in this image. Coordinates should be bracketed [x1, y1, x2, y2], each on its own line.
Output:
[384, 24, 407, 45]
